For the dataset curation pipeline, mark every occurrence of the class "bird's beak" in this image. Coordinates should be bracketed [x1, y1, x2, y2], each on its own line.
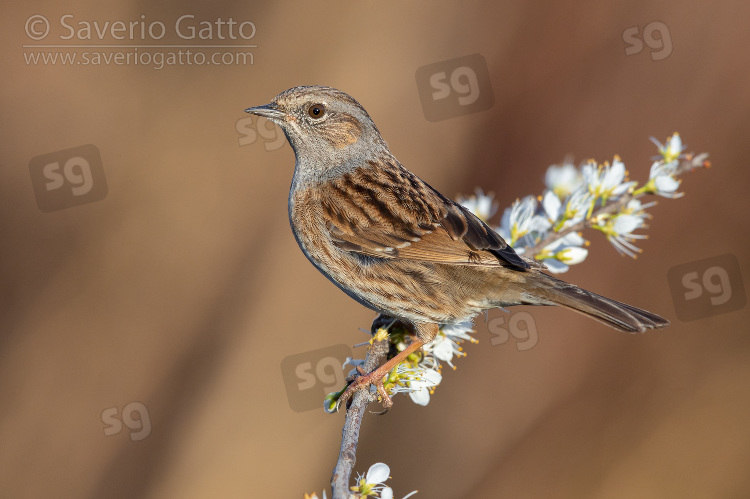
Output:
[244, 102, 287, 123]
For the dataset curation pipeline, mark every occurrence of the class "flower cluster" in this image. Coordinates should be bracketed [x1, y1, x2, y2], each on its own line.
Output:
[457, 133, 701, 270]
[326, 320, 477, 410]
[305, 463, 418, 499]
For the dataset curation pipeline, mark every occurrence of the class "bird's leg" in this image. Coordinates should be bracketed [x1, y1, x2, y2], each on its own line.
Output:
[336, 338, 425, 413]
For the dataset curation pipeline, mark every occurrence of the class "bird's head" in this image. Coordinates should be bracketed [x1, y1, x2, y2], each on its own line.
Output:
[245, 86, 389, 178]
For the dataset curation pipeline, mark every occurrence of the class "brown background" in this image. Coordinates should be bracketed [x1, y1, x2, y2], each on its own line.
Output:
[2, 1, 750, 498]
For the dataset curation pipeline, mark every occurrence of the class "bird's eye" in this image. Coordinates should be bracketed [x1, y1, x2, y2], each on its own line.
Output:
[308, 103, 326, 119]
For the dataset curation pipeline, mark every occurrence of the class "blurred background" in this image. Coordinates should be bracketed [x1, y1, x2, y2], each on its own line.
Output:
[2, 1, 750, 498]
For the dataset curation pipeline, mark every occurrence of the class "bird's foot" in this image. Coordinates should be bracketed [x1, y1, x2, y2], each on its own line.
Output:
[336, 364, 394, 414]
[334, 337, 425, 414]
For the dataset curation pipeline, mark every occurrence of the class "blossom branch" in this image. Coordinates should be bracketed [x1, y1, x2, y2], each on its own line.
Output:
[331, 326, 390, 499]
[525, 152, 709, 258]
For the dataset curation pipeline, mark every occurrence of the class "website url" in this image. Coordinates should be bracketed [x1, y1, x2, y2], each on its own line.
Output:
[23, 48, 253, 69]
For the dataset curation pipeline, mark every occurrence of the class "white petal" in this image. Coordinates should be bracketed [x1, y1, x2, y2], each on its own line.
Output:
[406, 368, 441, 392]
[560, 231, 585, 246]
[565, 188, 593, 217]
[519, 195, 537, 211]
[476, 196, 496, 220]
[512, 196, 537, 231]
[654, 175, 679, 193]
[544, 166, 558, 189]
[458, 198, 478, 214]
[477, 199, 491, 218]
[648, 161, 662, 179]
[667, 133, 682, 156]
[528, 215, 552, 233]
[541, 237, 564, 253]
[545, 164, 580, 192]
[612, 180, 636, 196]
[420, 368, 442, 386]
[543, 231, 585, 253]
[441, 321, 473, 337]
[366, 463, 390, 484]
[542, 190, 562, 220]
[612, 214, 642, 235]
[381, 487, 394, 499]
[627, 199, 644, 211]
[432, 338, 454, 361]
[603, 160, 625, 189]
[544, 163, 578, 191]
[498, 207, 512, 238]
[560, 246, 588, 265]
[409, 387, 431, 406]
[581, 162, 597, 185]
[543, 258, 569, 273]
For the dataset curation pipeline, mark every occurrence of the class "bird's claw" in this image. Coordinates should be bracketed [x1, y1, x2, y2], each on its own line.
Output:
[334, 365, 393, 413]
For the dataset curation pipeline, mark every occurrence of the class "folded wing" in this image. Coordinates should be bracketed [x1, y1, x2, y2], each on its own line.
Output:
[319, 163, 536, 270]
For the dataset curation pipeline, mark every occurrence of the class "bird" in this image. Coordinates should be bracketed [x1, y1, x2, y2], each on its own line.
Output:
[245, 85, 669, 408]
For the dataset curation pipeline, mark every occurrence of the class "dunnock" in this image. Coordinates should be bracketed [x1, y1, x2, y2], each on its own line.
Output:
[246, 86, 669, 407]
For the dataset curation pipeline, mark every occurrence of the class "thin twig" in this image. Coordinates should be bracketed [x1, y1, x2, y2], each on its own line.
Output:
[525, 153, 709, 258]
[331, 328, 390, 499]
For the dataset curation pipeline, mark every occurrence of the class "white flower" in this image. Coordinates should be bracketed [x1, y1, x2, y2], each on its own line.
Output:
[365, 463, 390, 485]
[423, 321, 476, 370]
[597, 199, 651, 258]
[383, 358, 441, 406]
[498, 196, 549, 248]
[538, 232, 589, 273]
[545, 160, 584, 198]
[582, 157, 635, 202]
[609, 217, 647, 257]
[551, 188, 594, 230]
[647, 160, 683, 198]
[385, 321, 476, 405]
[558, 246, 588, 264]
[650, 132, 684, 163]
[352, 463, 391, 497]
[541, 190, 562, 222]
[440, 321, 476, 342]
[351, 463, 419, 499]
[457, 188, 498, 222]
[406, 367, 442, 406]
[431, 335, 461, 365]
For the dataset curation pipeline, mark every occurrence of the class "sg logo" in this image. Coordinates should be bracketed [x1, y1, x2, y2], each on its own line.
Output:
[236, 115, 287, 151]
[280, 344, 352, 412]
[101, 401, 152, 442]
[487, 311, 538, 351]
[622, 21, 673, 61]
[415, 53, 495, 122]
[28, 144, 108, 212]
[668, 254, 746, 321]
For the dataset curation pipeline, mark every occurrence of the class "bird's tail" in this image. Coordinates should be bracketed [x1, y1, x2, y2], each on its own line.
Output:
[531, 273, 670, 333]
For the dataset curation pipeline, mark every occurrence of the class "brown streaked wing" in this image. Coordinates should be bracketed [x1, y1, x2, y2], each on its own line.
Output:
[320, 164, 531, 270]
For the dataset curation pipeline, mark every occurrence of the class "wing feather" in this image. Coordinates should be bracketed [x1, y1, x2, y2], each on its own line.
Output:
[320, 163, 536, 270]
